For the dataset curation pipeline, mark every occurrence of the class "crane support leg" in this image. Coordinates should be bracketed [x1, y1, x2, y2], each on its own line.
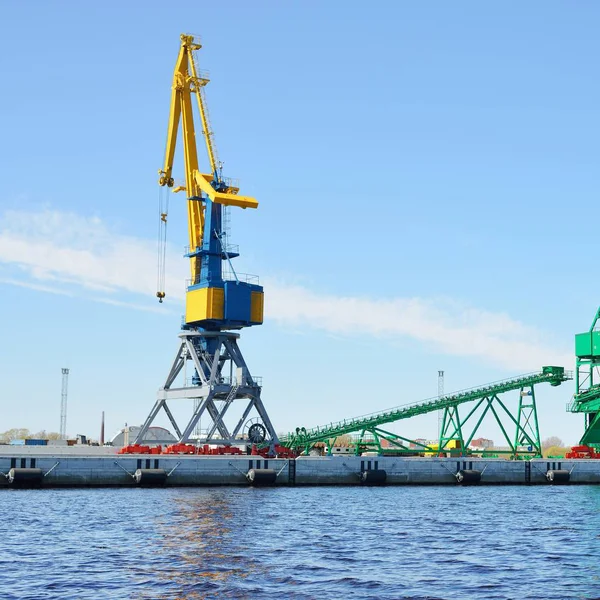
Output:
[134, 330, 279, 447]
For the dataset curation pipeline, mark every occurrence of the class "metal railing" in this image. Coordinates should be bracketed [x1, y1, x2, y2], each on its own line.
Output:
[223, 177, 240, 192]
[184, 244, 240, 256]
[186, 272, 259, 288]
[193, 69, 210, 82]
[184, 375, 263, 388]
[223, 269, 260, 285]
[567, 384, 600, 412]
[219, 375, 263, 387]
[184, 32, 203, 44]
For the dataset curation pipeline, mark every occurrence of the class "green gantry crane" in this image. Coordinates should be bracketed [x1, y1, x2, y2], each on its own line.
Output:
[283, 366, 570, 457]
[568, 307, 600, 445]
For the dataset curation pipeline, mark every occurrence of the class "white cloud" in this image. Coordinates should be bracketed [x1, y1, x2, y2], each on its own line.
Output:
[0, 277, 74, 297]
[0, 208, 571, 371]
[0, 208, 185, 300]
[267, 284, 572, 370]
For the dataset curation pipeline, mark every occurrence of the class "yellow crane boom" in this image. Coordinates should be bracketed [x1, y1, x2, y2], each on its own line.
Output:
[156, 34, 263, 331]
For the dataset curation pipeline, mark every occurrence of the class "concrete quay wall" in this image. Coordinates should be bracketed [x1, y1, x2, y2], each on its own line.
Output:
[1, 451, 600, 487]
[295, 456, 600, 485]
[0, 454, 285, 487]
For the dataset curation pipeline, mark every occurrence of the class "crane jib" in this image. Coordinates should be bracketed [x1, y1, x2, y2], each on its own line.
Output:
[156, 33, 264, 331]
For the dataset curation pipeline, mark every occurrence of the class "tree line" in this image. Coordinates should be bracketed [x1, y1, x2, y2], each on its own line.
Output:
[0, 429, 62, 442]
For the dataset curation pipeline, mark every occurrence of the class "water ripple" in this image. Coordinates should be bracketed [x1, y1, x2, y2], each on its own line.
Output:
[2, 486, 600, 598]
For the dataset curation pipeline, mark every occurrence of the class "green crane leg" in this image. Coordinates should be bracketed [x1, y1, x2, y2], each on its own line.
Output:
[488, 399, 516, 455]
[439, 406, 465, 455]
[463, 400, 494, 449]
[371, 430, 383, 454]
[495, 395, 540, 455]
[373, 427, 434, 451]
[513, 386, 541, 455]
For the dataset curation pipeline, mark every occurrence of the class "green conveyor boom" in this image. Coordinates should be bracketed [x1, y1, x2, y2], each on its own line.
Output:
[283, 366, 570, 456]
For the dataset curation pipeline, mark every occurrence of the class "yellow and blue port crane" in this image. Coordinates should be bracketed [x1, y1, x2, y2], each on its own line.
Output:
[135, 34, 278, 449]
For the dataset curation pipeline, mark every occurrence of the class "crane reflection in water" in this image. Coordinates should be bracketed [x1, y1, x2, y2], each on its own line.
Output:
[134, 489, 270, 599]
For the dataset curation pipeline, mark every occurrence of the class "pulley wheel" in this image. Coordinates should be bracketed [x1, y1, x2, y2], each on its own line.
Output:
[247, 423, 267, 444]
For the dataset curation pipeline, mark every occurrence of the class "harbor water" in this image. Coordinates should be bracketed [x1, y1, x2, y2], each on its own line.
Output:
[3, 486, 600, 599]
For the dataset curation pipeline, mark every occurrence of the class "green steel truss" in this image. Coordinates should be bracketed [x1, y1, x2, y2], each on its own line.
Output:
[282, 367, 570, 457]
[568, 307, 600, 445]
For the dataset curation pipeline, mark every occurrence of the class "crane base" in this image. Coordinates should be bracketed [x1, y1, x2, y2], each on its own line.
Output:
[134, 330, 278, 449]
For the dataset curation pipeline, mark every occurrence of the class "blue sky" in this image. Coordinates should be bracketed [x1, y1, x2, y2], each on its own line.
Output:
[0, 2, 598, 445]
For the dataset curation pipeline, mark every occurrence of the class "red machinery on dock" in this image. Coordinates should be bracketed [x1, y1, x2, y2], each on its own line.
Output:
[118, 443, 296, 458]
[565, 445, 600, 459]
